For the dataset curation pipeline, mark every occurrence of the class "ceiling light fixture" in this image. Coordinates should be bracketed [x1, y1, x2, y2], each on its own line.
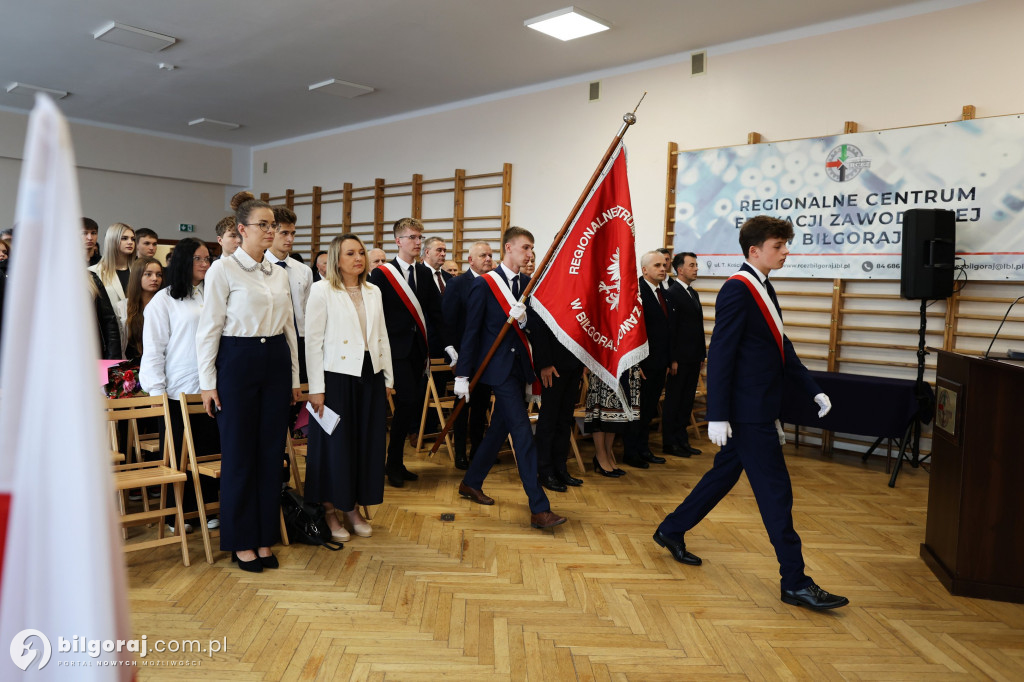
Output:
[93, 21, 177, 52]
[525, 6, 610, 41]
[6, 82, 69, 99]
[188, 118, 240, 131]
[308, 79, 375, 98]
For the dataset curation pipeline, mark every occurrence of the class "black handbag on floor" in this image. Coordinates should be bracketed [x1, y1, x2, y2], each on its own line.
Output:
[281, 487, 344, 551]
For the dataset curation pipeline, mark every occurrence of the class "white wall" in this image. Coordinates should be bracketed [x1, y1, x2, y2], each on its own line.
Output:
[252, 0, 1024, 255]
[0, 108, 246, 241]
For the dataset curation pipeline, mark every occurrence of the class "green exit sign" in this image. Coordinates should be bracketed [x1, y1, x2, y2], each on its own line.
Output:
[179, 223, 195, 232]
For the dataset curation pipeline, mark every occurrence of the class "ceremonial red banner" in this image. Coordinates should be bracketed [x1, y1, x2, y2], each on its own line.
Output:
[531, 142, 648, 413]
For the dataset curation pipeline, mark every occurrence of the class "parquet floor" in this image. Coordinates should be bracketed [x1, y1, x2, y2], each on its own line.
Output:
[127, 435, 1024, 681]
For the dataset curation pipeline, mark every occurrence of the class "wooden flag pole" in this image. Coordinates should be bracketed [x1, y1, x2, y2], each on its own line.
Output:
[430, 99, 644, 455]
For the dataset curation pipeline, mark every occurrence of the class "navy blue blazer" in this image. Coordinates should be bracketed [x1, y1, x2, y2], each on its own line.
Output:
[442, 270, 476, 352]
[638, 277, 678, 371]
[664, 279, 707, 363]
[706, 263, 820, 423]
[368, 259, 444, 360]
[456, 269, 536, 386]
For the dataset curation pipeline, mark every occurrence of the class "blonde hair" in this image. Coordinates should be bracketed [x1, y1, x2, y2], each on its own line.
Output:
[325, 234, 368, 291]
[97, 223, 135, 284]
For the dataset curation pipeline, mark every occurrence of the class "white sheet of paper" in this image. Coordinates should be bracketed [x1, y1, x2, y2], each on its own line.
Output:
[306, 401, 341, 435]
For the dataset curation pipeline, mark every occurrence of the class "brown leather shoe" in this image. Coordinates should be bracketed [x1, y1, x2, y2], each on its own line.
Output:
[458, 482, 494, 505]
[530, 510, 567, 529]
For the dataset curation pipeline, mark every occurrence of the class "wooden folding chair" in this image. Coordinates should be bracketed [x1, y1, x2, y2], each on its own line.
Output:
[285, 384, 311, 495]
[414, 358, 456, 462]
[179, 393, 290, 565]
[688, 372, 708, 441]
[567, 372, 590, 474]
[107, 394, 190, 566]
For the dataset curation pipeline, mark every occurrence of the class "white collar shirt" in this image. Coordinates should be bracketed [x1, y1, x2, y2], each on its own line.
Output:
[140, 285, 204, 397]
[265, 250, 313, 336]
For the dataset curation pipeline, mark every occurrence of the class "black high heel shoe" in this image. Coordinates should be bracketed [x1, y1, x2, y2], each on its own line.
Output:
[592, 457, 623, 478]
[232, 551, 263, 573]
[257, 552, 279, 569]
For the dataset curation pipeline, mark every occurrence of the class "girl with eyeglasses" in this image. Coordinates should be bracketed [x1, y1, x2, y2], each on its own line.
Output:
[141, 238, 219, 534]
[196, 191, 301, 573]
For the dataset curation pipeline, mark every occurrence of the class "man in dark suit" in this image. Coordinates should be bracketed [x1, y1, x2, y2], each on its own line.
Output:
[531, 315, 584, 492]
[662, 251, 706, 456]
[442, 241, 494, 470]
[653, 216, 847, 611]
[418, 235, 455, 435]
[368, 218, 449, 488]
[623, 250, 677, 469]
[454, 227, 566, 530]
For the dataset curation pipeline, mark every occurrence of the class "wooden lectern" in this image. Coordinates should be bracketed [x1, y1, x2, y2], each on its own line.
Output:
[920, 351, 1024, 603]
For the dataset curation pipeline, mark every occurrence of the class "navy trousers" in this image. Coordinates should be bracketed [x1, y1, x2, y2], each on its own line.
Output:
[215, 334, 291, 551]
[657, 422, 812, 590]
[663, 361, 701, 447]
[535, 364, 583, 478]
[386, 349, 425, 475]
[453, 383, 490, 461]
[463, 373, 550, 514]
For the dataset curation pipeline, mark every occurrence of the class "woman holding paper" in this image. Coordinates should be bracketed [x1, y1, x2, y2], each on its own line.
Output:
[305, 234, 393, 540]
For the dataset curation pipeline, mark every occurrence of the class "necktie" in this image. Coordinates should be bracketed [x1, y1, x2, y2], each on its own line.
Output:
[407, 264, 416, 291]
[656, 287, 669, 317]
[764, 278, 781, 314]
[275, 260, 287, 269]
[511, 275, 520, 300]
[436, 270, 446, 293]
[688, 285, 700, 309]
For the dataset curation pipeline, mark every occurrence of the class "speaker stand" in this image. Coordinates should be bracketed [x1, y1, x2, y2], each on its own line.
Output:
[889, 298, 932, 488]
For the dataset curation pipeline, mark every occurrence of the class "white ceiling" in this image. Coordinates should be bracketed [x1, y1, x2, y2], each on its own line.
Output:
[0, 0, 953, 147]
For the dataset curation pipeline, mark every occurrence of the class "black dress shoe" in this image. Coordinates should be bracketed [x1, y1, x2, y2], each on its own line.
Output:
[454, 455, 469, 470]
[557, 473, 583, 487]
[592, 457, 623, 477]
[640, 450, 666, 464]
[539, 474, 567, 492]
[387, 472, 405, 488]
[683, 444, 701, 456]
[401, 468, 419, 481]
[622, 454, 649, 469]
[662, 444, 691, 457]
[258, 552, 279, 569]
[781, 583, 849, 610]
[652, 530, 702, 565]
[231, 551, 263, 573]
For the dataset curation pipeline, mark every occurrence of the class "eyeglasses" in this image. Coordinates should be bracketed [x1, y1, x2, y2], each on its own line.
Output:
[244, 221, 278, 232]
[192, 256, 212, 264]
[398, 234, 424, 242]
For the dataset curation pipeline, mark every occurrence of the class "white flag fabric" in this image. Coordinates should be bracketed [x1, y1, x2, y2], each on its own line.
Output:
[0, 95, 133, 678]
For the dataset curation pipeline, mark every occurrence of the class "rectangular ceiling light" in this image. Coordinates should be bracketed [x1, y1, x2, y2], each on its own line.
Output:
[188, 118, 240, 131]
[94, 21, 177, 52]
[308, 79, 375, 98]
[6, 82, 69, 99]
[525, 6, 610, 41]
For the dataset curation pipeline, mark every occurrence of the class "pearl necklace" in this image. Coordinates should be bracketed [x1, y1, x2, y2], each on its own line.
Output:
[231, 253, 272, 276]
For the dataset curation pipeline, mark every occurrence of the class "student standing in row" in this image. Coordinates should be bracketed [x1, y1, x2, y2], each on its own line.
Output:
[197, 191, 300, 573]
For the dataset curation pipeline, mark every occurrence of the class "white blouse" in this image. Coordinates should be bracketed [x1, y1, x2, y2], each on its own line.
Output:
[265, 251, 312, 337]
[140, 286, 204, 397]
[195, 249, 300, 391]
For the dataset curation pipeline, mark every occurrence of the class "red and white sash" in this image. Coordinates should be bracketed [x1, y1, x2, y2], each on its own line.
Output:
[728, 270, 785, 364]
[380, 263, 428, 344]
[484, 270, 542, 396]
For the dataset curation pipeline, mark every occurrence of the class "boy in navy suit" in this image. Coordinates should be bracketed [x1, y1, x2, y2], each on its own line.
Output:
[454, 227, 566, 530]
[654, 216, 848, 610]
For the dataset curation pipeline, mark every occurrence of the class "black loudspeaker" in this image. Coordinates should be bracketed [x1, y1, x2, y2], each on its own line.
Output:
[901, 208, 955, 300]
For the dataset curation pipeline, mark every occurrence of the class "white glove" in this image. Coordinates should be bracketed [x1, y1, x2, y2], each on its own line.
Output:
[708, 421, 732, 447]
[454, 376, 470, 401]
[445, 345, 458, 368]
[814, 393, 832, 418]
[775, 419, 786, 445]
[509, 301, 527, 326]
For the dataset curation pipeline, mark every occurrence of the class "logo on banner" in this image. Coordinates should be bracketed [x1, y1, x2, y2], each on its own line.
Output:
[597, 249, 622, 310]
[825, 143, 871, 182]
[10, 630, 52, 670]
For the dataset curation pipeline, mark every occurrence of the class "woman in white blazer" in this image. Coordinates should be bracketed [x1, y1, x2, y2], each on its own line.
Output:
[305, 234, 393, 540]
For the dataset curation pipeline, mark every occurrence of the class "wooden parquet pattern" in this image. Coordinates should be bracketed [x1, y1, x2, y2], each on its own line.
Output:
[127, 437, 1024, 681]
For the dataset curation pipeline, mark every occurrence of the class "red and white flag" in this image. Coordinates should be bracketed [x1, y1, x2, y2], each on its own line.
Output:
[532, 142, 648, 413]
[0, 94, 133, 678]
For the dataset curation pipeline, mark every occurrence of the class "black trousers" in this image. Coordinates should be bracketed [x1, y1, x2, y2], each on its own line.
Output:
[535, 364, 584, 478]
[215, 334, 291, 551]
[624, 364, 667, 456]
[657, 422, 811, 590]
[159, 396, 220, 522]
[662, 361, 701, 447]
[387, 349, 426, 475]
[453, 383, 491, 460]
